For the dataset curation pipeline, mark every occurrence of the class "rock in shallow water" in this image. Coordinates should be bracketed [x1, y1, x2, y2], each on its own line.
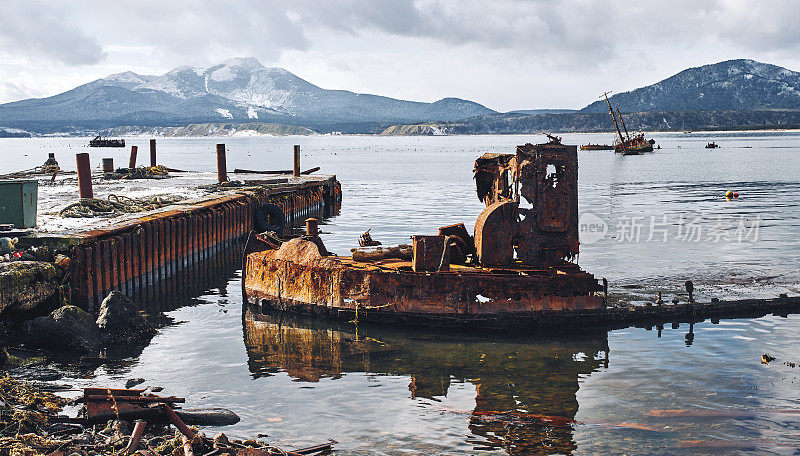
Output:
[25, 305, 99, 353]
[0, 261, 58, 313]
[96, 291, 156, 345]
[125, 377, 145, 388]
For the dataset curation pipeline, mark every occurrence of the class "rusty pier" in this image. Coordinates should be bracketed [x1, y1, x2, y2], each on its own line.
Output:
[70, 179, 340, 309]
[7, 142, 342, 312]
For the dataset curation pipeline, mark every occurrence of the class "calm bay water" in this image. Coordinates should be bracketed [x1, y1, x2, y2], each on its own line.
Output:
[2, 132, 800, 454]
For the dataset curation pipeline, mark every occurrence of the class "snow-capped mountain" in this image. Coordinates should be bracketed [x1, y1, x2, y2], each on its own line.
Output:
[581, 59, 800, 113]
[0, 57, 494, 133]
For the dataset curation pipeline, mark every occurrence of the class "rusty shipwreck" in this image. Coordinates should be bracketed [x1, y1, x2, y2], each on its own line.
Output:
[243, 137, 605, 329]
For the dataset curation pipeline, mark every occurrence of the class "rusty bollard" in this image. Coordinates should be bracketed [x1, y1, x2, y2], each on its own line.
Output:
[76, 152, 93, 199]
[149, 139, 157, 167]
[306, 217, 319, 236]
[293, 144, 300, 177]
[216, 143, 228, 183]
[129, 145, 138, 169]
[102, 157, 114, 173]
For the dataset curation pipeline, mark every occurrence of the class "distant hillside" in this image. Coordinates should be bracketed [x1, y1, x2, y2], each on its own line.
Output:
[379, 124, 447, 135]
[508, 109, 577, 115]
[0, 127, 31, 138]
[582, 59, 800, 113]
[0, 57, 495, 134]
[381, 110, 800, 135]
[105, 122, 315, 137]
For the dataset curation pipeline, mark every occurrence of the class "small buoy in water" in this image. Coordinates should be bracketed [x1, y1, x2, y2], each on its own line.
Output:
[725, 190, 734, 199]
[733, 192, 739, 198]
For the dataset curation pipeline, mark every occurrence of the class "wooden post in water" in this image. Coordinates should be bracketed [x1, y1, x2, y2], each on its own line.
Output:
[150, 139, 157, 167]
[293, 145, 300, 177]
[102, 158, 114, 173]
[129, 145, 138, 169]
[216, 143, 228, 183]
[76, 153, 93, 199]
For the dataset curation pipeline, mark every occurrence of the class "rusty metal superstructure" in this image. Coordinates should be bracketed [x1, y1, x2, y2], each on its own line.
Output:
[244, 137, 605, 329]
[473, 138, 579, 266]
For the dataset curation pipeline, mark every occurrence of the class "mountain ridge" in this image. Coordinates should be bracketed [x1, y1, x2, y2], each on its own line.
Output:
[581, 59, 800, 113]
[0, 57, 495, 133]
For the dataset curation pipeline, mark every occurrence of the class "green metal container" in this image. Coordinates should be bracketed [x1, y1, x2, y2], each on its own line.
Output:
[0, 179, 38, 228]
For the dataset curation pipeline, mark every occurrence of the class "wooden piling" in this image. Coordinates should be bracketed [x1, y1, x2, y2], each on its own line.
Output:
[150, 139, 157, 167]
[216, 143, 228, 183]
[76, 153, 93, 199]
[129, 145, 138, 169]
[293, 145, 300, 177]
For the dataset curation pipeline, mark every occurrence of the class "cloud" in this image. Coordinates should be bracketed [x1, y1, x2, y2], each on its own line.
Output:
[284, 0, 800, 67]
[287, 0, 617, 65]
[0, 1, 105, 65]
[0, 80, 30, 103]
[4, 0, 799, 71]
[64, 0, 313, 66]
[2, 0, 800, 109]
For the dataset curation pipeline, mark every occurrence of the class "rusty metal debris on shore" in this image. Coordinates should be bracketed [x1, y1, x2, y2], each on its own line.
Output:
[0, 376, 336, 456]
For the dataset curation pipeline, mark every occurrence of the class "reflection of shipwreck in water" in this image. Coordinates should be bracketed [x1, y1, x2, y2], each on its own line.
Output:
[244, 136, 605, 329]
[242, 310, 608, 455]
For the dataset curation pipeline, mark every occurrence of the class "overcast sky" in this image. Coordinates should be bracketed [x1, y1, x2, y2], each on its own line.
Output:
[2, 0, 800, 111]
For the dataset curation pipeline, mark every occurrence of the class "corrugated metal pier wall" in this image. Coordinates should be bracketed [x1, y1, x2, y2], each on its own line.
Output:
[68, 177, 341, 310]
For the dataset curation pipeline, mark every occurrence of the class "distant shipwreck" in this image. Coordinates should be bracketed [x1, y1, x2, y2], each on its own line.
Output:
[89, 135, 125, 147]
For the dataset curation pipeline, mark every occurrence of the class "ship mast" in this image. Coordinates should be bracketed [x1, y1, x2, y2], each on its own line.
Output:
[616, 103, 631, 141]
[602, 92, 627, 151]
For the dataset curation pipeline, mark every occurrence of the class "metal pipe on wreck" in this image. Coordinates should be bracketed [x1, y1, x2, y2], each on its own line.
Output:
[216, 143, 228, 183]
[76, 152, 93, 199]
[293, 144, 300, 177]
[150, 139, 157, 167]
[102, 158, 114, 173]
[129, 145, 138, 169]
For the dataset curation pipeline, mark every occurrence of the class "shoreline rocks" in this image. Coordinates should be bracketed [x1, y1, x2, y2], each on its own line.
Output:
[25, 305, 99, 353]
[0, 261, 59, 313]
[23, 291, 156, 354]
[97, 291, 157, 345]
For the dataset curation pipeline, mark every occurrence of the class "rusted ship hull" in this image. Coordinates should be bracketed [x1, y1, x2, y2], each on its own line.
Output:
[614, 143, 653, 153]
[89, 136, 125, 147]
[580, 144, 613, 150]
[244, 239, 604, 329]
[244, 137, 608, 329]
